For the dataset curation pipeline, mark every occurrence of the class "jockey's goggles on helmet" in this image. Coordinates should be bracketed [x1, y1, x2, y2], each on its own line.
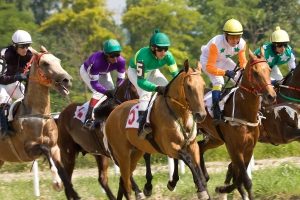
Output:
[108, 52, 120, 58]
[155, 46, 168, 52]
[17, 43, 31, 49]
[274, 42, 288, 48]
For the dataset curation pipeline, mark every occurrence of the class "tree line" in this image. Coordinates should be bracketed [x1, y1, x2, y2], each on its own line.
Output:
[0, 0, 299, 111]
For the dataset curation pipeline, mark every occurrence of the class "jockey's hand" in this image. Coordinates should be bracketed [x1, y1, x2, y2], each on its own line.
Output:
[104, 89, 114, 98]
[271, 80, 281, 87]
[225, 70, 236, 79]
[14, 73, 27, 82]
[156, 86, 166, 95]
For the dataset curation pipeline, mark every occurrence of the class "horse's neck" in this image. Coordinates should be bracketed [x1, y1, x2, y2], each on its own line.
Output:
[235, 85, 260, 121]
[23, 81, 51, 114]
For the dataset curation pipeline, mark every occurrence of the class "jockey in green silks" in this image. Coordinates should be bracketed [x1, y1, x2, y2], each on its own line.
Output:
[254, 26, 296, 85]
[127, 29, 178, 138]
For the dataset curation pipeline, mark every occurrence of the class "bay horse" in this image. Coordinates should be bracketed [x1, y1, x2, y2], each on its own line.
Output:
[104, 60, 209, 200]
[0, 46, 80, 199]
[197, 49, 276, 200]
[259, 61, 300, 144]
[56, 78, 141, 200]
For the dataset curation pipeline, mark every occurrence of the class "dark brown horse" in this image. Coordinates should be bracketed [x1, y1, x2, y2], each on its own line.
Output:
[105, 60, 208, 200]
[0, 47, 80, 199]
[56, 78, 140, 200]
[259, 61, 300, 144]
[197, 50, 276, 200]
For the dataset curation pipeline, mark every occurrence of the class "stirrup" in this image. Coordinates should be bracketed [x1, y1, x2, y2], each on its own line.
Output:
[83, 119, 94, 129]
[138, 123, 152, 139]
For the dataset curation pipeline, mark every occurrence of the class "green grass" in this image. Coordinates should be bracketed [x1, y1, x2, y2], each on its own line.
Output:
[1, 164, 300, 200]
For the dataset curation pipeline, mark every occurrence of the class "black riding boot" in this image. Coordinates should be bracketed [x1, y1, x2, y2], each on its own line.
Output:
[83, 106, 94, 129]
[137, 111, 152, 139]
[0, 106, 13, 140]
[212, 90, 223, 124]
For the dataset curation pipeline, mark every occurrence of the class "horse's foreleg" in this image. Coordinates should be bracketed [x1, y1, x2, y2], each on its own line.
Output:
[0, 160, 4, 168]
[143, 153, 153, 197]
[48, 145, 81, 200]
[94, 155, 116, 200]
[178, 150, 209, 200]
[167, 158, 179, 191]
[130, 149, 145, 200]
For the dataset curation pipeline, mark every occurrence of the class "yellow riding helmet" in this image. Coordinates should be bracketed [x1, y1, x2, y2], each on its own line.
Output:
[271, 26, 290, 43]
[223, 19, 243, 35]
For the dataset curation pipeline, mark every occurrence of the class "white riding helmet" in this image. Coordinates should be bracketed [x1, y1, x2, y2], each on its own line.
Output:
[12, 30, 32, 44]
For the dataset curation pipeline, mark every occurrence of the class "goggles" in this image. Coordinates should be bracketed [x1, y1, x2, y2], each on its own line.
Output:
[108, 52, 120, 58]
[17, 44, 31, 49]
[274, 43, 288, 48]
[155, 46, 168, 52]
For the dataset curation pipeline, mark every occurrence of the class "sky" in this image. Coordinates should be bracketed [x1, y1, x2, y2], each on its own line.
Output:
[106, 0, 126, 25]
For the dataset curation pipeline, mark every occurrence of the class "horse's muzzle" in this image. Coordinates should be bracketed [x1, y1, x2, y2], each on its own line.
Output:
[193, 112, 207, 123]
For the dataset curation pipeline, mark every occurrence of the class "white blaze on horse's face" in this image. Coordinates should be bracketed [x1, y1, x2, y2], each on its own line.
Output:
[39, 53, 72, 96]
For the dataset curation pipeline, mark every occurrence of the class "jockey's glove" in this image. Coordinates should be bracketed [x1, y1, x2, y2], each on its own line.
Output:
[14, 73, 27, 82]
[225, 70, 236, 79]
[104, 89, 115, 98]
[156, 86, 166, 95]
[271, 80, 281, 87]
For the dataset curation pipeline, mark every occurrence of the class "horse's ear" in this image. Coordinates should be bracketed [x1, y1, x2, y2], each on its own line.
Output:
[248, 48, 256, 60]
[40, 46, 48, 53]
[28, 47, 38, 55]
[184, 59, 189, 72]
[260, 46, 265, 58]
[196, 61, 202, 72]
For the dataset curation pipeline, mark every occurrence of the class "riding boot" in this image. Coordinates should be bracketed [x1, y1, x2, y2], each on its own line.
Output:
[212, 90, 223, 125]
[137, 111, 152, 139]
[83, 106, 94, 129]
[0, 107, 13, 140]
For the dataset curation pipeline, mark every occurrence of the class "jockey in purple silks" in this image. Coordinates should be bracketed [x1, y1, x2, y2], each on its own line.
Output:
[80, 39, 126, 127]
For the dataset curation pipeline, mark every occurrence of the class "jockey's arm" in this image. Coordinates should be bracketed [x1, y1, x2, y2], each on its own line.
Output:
[206, 44, 226, 76]
[89, 74, 107, 94]
[288, 53, 296, 71]
[136, 61, 157, 92]
[238, 44, 248, 69]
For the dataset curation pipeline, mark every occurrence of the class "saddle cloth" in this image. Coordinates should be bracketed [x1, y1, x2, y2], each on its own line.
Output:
[125, 93, 157, 129]
[204, 88, 238, 118]
[74, 96, 107, 123]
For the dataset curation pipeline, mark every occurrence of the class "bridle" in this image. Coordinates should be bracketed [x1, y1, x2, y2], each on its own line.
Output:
[239, 59, 272, 96]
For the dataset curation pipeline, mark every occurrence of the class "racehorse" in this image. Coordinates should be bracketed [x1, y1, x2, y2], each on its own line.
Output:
[56, 78, 140, 200]
[259, 61, 300, 144]
[0, 46, 79, 199]
[197, 49, 276, 200]
[104, 60, 209, 200]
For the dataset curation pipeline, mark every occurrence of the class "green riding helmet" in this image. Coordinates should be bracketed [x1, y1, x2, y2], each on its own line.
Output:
[149, 30, 170, 47]
[103, 39, 122, 54]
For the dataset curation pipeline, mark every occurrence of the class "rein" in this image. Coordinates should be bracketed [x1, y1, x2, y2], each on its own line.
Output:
[164, 70, 201, 147]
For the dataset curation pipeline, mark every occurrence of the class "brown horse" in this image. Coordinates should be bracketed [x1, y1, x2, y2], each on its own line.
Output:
[0, 47, 80, 199]
[197, 50, 276, 200]
[56, 78, 141, 200]
[105, 60, 208, 200]
[259, 61, 300, 144]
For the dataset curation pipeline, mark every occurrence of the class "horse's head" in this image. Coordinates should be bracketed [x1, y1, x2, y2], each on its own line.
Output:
[242, 48, 276, 104]
[29, 46, 72, 96]
[166, 59, 206, 123]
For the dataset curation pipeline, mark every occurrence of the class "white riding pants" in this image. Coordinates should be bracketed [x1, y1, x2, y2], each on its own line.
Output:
[0, 81, 25, 104]
[128, 67, 168, 111]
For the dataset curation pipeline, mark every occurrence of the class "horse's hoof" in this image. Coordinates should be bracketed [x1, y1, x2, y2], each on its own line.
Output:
[197, 191, 209, 200]
[167, 181, 175, 191]
[136, 192, 146, 200]
[143, 188, 152, 197]
[215, 186, 226, 194]
[52, 181, 64, 191]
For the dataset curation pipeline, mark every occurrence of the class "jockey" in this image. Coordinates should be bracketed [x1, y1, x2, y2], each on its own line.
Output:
[127, 29, 179, 138]
[254, 26, 296, 85]
[200, 18, 247, 124]
[0, 30, 33, 137]
[80, 39, 126, 127]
